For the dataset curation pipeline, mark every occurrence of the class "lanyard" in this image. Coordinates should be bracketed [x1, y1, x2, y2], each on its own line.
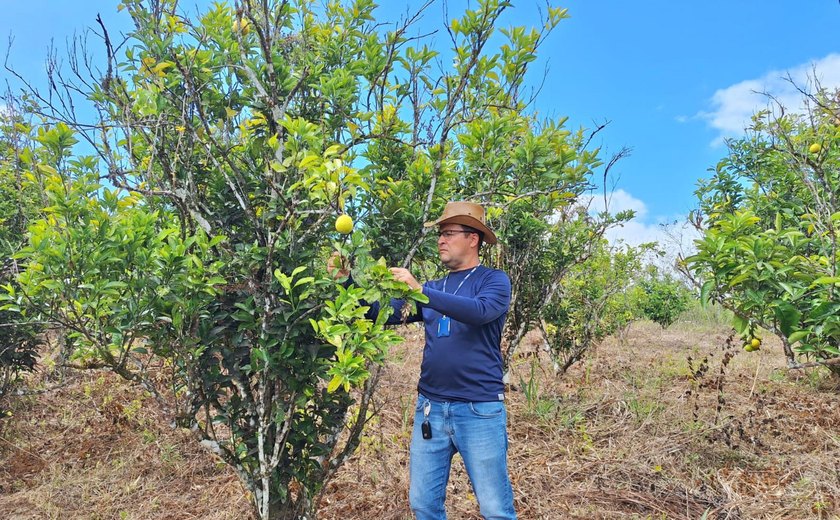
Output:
[442, 265, 479, 296]
[438, 266, 478, 337]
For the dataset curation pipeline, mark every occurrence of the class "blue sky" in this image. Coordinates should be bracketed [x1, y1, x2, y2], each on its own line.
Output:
[2, 1, 839, 252]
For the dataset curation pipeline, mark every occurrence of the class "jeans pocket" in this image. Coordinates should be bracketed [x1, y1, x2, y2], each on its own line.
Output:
[468, 400, 504, 418]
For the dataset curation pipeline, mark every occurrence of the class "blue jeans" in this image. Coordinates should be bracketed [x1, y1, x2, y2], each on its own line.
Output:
[409, 393, 516, 520]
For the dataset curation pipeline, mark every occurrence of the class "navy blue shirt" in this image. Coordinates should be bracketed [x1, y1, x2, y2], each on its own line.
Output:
[372, 265, 511, 402]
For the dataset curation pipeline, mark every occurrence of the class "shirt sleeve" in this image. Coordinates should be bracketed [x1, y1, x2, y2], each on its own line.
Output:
[421, 270, 511, 325]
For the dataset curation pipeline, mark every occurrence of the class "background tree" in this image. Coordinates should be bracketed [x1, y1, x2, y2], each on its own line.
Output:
[539, 239, 646, 374]
[685, 84, 840, 375]
[636, 263, 692, 329]
[0, 95, 43, 412]
[350, 7, 632, 370]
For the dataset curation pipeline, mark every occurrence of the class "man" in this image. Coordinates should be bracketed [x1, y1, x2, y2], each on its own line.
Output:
[337, 201, 515, 519]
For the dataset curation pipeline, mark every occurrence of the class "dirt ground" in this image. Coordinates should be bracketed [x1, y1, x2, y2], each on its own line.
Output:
[1, 320, 838, 519]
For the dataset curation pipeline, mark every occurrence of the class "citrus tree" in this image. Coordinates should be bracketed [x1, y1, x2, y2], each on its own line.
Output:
[685, 85, 840, 374]
[636, 263, 692, 329]
[5, 0, 633, 517]
[539, 239, 647, 373]
[7, 1, 421, 517]
[0, 96, 44, 411]
[4, 121, 225, 400]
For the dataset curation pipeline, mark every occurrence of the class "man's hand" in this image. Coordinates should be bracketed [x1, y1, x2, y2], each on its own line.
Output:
[327, 252, 350, 280]
[389, 267, 422, 291]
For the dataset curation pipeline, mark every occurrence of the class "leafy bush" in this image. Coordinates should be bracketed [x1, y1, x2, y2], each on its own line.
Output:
[541, 241, 645, 373]
[0, 99, 43, 415]
[0, 289, 42, 414]
[636, 266, 692, 329]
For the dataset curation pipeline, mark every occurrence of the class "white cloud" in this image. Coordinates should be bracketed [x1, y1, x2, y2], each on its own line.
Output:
[699, 53, 840, 146]
[586, 189, 648, 219]
[606, 215, 701, 274]
[606, 216, 699, 251]
[584, 190, 701, 273]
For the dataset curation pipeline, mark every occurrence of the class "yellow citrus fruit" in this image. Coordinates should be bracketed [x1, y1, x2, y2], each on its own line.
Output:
[233, 18, 250, 34]
[809, 143, 822, 154]
[335, 214, 353, 234]
[750, 338, 761, 348]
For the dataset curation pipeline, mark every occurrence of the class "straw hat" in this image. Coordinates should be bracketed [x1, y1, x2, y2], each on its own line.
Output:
[423, 201, 497, 245]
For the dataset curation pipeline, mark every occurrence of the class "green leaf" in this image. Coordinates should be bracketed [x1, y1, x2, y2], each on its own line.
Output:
[774, 302, 801, 337]
[787, 330, 809, 344]
[324, 144, 342, 157]
[812, 276, 840, 286]
[294, 276, 314, 288]
[732, 314, 749, 336]
[326, 375, 343, 393]
[298, 155, 319, 169]
[700, 280, 714, 307]
[728, 272, 751, 287]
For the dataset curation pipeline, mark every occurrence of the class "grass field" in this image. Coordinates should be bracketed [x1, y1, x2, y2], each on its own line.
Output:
[2, 319, 838, 519]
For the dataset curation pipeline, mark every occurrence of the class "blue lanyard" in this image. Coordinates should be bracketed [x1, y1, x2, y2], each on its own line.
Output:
[438, 265, 479, 336]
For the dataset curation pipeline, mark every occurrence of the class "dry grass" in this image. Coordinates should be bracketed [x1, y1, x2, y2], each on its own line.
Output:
[0, 370, 249, 519]
[2, 321, 839, 519]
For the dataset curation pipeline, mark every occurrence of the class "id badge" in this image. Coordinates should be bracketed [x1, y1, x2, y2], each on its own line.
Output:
[437, 315, 450, 337]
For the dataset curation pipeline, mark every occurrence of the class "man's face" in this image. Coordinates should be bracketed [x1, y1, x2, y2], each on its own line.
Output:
[437, 223, 479, 270]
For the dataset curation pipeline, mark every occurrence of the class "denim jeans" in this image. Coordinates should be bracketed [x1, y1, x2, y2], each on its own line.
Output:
[408, 393, 516, 520]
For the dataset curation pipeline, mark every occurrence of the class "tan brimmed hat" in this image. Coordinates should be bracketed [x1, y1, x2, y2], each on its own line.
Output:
[423, 201, 497, 245]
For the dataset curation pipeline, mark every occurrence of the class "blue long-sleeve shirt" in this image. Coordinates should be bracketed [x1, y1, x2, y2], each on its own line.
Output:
[369, 265, 511, 402]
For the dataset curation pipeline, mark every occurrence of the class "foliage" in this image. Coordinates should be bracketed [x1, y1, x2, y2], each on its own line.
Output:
[0, 97, 43, 411]
[326, 0, 631, 369]
[685, 85, 840, 373]
[541, 240, 646, 373]
[635, 264, 692, 329]
[0, 279, 41, 413]
[0, 100, 42, 250]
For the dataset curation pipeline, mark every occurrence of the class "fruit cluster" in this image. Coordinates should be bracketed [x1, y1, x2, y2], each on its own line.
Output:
[743, 337, 761, 352]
